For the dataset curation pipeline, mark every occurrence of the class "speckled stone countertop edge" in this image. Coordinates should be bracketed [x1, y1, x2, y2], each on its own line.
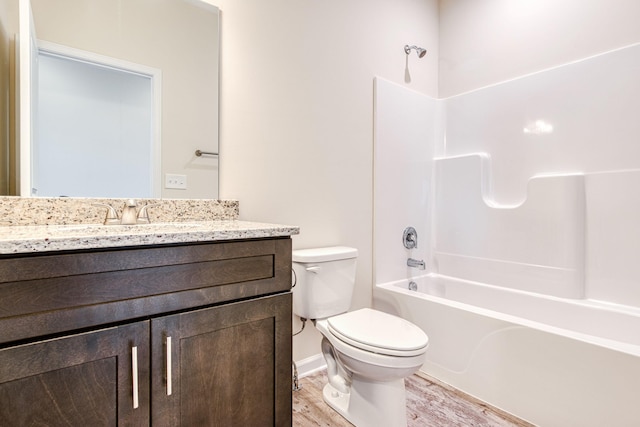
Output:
[0, 220, 300, 254]
[0, 197, 299, 254]
[0, 197, 240, 226]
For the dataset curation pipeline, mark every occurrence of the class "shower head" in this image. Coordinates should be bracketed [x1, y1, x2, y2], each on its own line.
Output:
[404, 45, 427, 58]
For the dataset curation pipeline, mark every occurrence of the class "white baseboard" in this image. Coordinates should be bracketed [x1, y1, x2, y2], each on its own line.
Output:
[294, 353, 326, 378]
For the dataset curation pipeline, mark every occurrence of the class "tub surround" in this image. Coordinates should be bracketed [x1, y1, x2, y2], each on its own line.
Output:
[434, 155, 585, 298]
[373, 43, 640, 426]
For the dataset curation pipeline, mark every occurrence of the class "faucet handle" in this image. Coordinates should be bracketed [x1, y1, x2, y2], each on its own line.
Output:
[92, 203, 120, 225]
[136, 203, 159, 224]
[403, 226, 418, 249]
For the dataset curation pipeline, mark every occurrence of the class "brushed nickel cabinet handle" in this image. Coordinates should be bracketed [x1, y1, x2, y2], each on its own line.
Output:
[132, 346, 139, 409]
[166, 336, 172, 396]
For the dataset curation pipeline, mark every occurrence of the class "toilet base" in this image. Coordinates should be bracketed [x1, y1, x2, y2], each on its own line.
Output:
[322, 377, 408, 427]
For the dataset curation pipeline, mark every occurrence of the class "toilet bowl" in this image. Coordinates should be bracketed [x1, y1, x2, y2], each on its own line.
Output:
[317, 309, 428, 426]
[292, 247, 429, 427]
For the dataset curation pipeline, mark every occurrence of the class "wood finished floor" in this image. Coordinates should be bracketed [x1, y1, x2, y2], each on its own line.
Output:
[292, 370, 535, 427]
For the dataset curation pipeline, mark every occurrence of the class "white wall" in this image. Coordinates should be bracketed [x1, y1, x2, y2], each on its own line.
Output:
[439, 0, 640, 97]
[212, 0, 439, 361]
[211, 0, 640, 368]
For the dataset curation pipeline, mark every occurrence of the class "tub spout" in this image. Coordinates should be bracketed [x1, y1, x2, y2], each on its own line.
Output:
[407, 258, 426, 270]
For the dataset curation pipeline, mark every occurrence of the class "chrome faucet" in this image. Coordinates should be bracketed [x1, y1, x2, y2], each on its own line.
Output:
[93, 199, 155, 225]
[407, 258, 426, 270]
[120, 199, 138, 225]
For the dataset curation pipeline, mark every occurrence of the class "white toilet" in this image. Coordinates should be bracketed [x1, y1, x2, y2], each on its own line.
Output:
[292, 246, 429, 427]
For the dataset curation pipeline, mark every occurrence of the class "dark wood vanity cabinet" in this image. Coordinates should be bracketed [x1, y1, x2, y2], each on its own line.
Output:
[0, 237, 293, 426]
[0, 321, 152, 425]
[152, 294, 291, 426]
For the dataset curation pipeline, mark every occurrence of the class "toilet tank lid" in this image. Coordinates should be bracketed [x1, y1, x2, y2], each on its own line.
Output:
[292, 246, 358, 263]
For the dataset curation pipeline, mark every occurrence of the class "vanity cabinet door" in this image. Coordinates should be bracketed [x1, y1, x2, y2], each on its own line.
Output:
[151, 293, 292, 427]
[0, 321, 150, 426]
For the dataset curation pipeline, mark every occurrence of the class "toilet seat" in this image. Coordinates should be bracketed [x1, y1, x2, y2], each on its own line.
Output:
[327, 308, 428, 357]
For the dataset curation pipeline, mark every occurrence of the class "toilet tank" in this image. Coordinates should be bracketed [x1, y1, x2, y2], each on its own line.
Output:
[292, 246, 358, 319]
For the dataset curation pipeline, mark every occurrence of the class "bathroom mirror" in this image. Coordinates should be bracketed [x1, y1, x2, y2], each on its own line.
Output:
[10, 0, 219, 199]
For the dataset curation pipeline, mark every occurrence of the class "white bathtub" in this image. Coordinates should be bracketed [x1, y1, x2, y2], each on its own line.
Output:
[374, 274, 640, 427]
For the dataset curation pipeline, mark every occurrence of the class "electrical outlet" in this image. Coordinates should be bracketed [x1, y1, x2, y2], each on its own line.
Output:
[165, 174, 187, 189]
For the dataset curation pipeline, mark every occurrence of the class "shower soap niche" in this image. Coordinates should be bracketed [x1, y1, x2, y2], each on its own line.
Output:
[434, 153, 585, 298]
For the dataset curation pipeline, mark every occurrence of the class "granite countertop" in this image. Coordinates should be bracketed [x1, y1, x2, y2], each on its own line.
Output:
[0, 220, 300, 254]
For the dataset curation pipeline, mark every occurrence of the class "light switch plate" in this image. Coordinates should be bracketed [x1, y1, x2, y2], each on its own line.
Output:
[165, 174, 187, 189]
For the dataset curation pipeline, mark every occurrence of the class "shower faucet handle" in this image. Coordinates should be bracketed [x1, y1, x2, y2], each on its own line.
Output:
[403, 226, 418, 249]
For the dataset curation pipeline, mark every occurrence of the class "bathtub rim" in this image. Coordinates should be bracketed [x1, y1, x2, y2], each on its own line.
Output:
[375, 274, 640, 358]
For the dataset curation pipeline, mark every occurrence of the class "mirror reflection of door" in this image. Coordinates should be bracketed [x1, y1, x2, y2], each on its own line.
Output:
[33, 44, 161, 197]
